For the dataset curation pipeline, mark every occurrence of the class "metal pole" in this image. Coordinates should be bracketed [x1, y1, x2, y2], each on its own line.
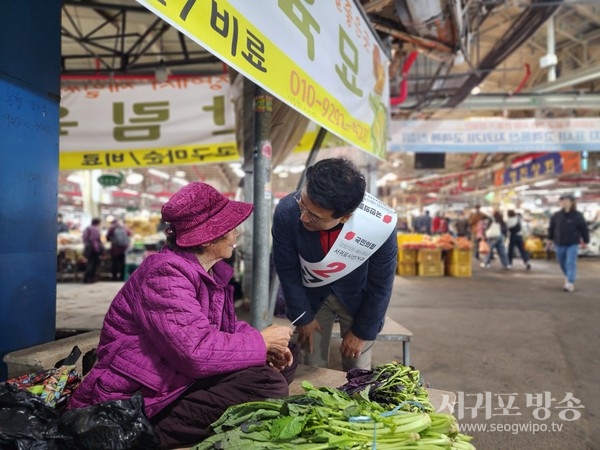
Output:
[547, 15, 556, 82]
[250, 85, 272, 331]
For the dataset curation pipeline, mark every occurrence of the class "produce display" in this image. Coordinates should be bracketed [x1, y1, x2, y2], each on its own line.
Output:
[399, 234, 472, 251]
[194, 363, 475, 450]
[338, 363, 434, 413]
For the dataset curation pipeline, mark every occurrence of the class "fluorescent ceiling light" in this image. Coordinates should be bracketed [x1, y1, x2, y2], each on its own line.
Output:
[148, 168, 170, 179]
[171, 177, 189, 186]
[514, 185, 530, 191]
[122, 189, 140, 195]
[533, 179, 556, 187]
[126, 172, 144, 185]
[175, 170, 186, 178]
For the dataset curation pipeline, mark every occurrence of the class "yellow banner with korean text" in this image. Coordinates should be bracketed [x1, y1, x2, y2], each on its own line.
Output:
[59, 142, 239, 170]
[136, 0, 390, 159]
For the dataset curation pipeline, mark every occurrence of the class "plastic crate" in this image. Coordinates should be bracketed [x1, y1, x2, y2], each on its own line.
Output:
[447, 263, 472, 278]
[398, 248, 418, 263]
[447, 248, 472, 265]
[417, 248, 442, 263]
[397, 262, 417, 276]
[418, 261, 444, 277]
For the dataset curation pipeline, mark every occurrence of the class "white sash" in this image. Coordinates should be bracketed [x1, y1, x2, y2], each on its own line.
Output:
[299, 192, 397, 287]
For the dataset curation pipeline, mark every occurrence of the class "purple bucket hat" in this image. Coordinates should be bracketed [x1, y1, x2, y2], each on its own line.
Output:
[161, 182, 253, 247]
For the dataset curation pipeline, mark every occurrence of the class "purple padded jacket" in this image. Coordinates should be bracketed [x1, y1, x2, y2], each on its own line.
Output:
[68, 247, 266, 417]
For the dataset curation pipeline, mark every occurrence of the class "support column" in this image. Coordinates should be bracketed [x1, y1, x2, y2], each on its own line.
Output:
[250, 86, 273, 331]
[0, 1, 61, 379]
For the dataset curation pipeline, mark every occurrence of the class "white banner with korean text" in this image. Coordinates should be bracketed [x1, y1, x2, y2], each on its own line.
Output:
[136, 0, 390, 159]
[390, 119, 600, 153]
[59, 76, 239, 170]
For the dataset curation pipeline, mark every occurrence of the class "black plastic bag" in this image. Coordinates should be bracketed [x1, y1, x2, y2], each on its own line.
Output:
[0, 383, 67, 450]
[58, 393, 159, 450]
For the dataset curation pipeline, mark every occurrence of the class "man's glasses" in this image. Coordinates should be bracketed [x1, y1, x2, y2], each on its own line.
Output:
[294, 192, 327, 224]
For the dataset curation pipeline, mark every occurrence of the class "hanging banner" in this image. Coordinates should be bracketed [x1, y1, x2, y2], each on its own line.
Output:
[59, 76, 239, 170]
[136, 0, 390, 159]
[493, 152, 581, 186]
[390, 118, 600, 153]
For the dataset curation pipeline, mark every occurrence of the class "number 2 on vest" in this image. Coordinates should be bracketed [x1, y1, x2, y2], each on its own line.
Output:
[313, 262, 347, 278]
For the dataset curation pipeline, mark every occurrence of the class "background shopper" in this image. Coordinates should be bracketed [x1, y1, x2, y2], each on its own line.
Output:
[481, 211, 511, 269]
[82, 218, 104, 283]
[548, 194, 590, 292]
[506, 210, 531, 270]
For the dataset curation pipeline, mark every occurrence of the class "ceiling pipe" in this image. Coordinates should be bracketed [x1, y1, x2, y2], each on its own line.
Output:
[391, 51, 419, 106]
[512, 63, 531, 95]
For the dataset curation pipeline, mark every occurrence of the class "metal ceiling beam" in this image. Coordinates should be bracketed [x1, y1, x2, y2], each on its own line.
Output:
[525, 65, 600, 93]
[401, 93, 600, 110]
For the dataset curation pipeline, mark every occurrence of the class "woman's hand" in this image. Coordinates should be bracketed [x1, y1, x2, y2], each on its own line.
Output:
[260, 325, 293, 355]
[267, 347, 293, 371]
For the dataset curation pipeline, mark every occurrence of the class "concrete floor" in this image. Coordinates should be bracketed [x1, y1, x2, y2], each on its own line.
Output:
[56, 256, 600, 450]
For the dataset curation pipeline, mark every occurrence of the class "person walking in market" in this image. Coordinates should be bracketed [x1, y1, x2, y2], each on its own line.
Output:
[469, 204, 487, 260]
[272, 157, 398, 371]
[480, 211, 511, 269]
[82, 218, 104, 283]
[106, 218, 132, 281]
[548, 194, 590, 292]
[506, 210, 531, 270]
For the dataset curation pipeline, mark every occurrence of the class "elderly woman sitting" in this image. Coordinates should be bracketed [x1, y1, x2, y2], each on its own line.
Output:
[68, 182, 296, 449]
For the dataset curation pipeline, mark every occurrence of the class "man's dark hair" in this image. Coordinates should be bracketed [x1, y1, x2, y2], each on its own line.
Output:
[91, 218, 101, 226]
[305, 158, 366, 218]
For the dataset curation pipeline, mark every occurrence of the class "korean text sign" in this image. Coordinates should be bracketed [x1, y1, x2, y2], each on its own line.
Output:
[59, 76, 239, 170]
[390, 118, 600, 153]
[136, 0, 391, 159]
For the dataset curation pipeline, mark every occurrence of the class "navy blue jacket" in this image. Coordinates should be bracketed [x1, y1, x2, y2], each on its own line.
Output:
[272, 192, 398, 341]
[548, 209, 589, 246]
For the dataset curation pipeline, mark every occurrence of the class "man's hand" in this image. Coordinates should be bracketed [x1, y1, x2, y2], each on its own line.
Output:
[296, 319, 321, 354]
[340, 330, 365, 359]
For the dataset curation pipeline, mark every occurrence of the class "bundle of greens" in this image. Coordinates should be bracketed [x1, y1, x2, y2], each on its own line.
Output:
[339, 362, 434, 413]
[193, 381, 474, 450]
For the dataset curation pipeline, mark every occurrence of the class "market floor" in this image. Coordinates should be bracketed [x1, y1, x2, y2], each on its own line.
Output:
[56, 256, 600, 450]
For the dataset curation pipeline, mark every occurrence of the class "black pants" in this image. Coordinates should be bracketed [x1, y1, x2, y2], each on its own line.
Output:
[84, 251, 100, 283]
[508, 235, 530, 265]
[111, 253, 126, 281]
[150, 363, 296, 449]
